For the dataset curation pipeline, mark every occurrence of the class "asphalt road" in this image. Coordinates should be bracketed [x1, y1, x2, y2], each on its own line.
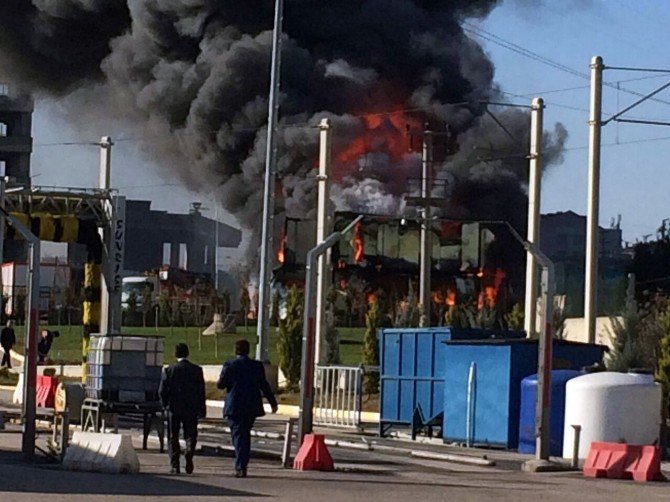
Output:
[0, 424, 669, 502]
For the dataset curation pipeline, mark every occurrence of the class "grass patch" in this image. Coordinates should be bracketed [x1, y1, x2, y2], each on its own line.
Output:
[11, 325, 366, 366]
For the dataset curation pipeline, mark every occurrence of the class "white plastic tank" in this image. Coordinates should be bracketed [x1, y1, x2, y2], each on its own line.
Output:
[562, 372, 662, 459]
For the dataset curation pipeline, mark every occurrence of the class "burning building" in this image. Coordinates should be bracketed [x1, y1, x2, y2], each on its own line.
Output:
[0, 1, 567, 284]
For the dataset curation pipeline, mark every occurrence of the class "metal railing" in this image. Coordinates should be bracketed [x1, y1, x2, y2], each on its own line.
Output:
[314, 365, 364, 429]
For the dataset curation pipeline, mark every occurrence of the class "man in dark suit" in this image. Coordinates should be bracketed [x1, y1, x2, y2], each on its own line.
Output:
[1, 321, 15, 368]
[217, 339, 278, 477]
[159, 343, 206, 474]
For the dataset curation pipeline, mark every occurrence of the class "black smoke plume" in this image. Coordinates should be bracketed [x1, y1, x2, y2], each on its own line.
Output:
[0, 1, 567, 267]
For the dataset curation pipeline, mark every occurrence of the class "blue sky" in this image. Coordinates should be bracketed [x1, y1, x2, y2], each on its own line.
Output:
[479, 0, 670, 244]
[30, 0, 670, 245]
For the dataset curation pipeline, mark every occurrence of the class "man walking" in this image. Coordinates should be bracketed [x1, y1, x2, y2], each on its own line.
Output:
[159, 343, 206, 474]
[217, 339, 278, 477]
[1, 321, 16, 368]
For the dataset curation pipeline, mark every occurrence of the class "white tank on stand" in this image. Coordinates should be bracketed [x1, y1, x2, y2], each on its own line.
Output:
[562, 371, 662, 459]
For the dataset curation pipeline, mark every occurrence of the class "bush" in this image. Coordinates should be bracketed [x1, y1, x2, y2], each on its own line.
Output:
[363, 299, 380, 394]
[277, 285, 303, 391]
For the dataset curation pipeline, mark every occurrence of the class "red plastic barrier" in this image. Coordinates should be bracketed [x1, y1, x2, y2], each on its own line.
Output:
[35, 375, 58, 408]
[583, 441, 664, 482]
[293, 434, 334, 471]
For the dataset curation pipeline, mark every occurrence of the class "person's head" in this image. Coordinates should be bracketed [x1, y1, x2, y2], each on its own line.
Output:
[174, 343, 189, 359]
[234, 339, 250, 357]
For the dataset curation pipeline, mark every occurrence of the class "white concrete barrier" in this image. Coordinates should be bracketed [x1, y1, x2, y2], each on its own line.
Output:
[12, 372, 23, 405]
[63, 431, 140, 474]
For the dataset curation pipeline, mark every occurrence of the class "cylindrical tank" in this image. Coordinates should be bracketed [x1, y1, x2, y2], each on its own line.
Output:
[518, 370, 581, 456]
[562, 372, 662, 459]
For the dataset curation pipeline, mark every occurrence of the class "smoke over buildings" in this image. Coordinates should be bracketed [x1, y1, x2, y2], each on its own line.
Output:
[0, 0, 568, 261]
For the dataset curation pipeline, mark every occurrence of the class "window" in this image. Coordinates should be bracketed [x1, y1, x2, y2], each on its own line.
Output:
[204, 245, 209, 265]
[0, 123, 6, 136]
[0, 84, 8, 96]
[179, 243, 188, 269]
[162, 242, 171, 266]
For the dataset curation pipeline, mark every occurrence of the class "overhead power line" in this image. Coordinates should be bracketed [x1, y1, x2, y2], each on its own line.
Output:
[462, 22, 670, 107]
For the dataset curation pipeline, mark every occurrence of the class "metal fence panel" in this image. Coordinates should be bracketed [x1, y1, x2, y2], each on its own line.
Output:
[314, 365, 363, 429]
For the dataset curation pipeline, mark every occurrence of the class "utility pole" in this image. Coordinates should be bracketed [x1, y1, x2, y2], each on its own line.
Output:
[419, 129, 433, 327]
[256, 0, 284, 362]
[524, 98, 544, 338]
[315, 118, 332, 364]
[584, 56, 603, 345]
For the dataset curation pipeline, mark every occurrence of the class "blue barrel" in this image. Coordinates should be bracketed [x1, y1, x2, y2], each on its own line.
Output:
[518, 370, 582, 456]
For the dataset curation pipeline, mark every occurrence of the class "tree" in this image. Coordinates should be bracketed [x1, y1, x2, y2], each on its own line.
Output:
[363, 299, 380, 395]
[157, 291, 171, 327]
[124, 291, 139, 327]
[607, 279, 658, 371]
[505, 302, 525, 331]
[270, 289, 280, 327]
[324, 287, 341, 364]
[277, 286, 303, 391]
[140, 285, 154, 328]
[656, 301, 670, 411]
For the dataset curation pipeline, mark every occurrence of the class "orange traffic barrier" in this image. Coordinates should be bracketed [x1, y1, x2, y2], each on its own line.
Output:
[293, 434, 334, 471]
[583, 441, 664, 482]
[36, 375, 58, 408]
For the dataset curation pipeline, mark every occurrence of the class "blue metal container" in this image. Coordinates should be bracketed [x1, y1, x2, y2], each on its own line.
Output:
[517, 370, 582, 456]
[379, 327, 524, 436]
[441, 339, 605, 448]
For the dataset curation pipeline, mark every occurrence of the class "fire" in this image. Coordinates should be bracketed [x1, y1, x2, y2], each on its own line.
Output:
[476, 268, 506, 309]
[353, 222, 364, 262]
[337, 259, 347, 270]
[333, 109, 421, 181]
[446, 289, 456, 306]
[432, 289, 457, 307]
[367, 293, 377, 304]
[277, 233, 287, 264]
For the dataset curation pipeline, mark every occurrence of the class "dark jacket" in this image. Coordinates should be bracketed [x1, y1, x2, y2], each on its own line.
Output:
[159, 359, 207, 418]
[216, 355, 278, 419]
[0, 327, 15, 348]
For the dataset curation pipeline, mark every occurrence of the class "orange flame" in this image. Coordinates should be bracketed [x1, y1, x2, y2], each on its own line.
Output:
[333, 110, 421, 181]
[477, 268, 506, 309]
[353, 222, 364, 262]
[446, 289, 456, 306]
[367, 293, 377, 304]
[432, 289, 457, 307]
[277, 233, 287, 264]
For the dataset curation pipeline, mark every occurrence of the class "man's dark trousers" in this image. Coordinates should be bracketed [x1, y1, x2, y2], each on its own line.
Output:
[228, 416, 255, 471]
[168, 412, 198, 469]
[1, 346, 11, 368]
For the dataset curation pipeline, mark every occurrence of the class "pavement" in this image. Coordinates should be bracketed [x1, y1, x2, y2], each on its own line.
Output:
[1, 413, 670, 501]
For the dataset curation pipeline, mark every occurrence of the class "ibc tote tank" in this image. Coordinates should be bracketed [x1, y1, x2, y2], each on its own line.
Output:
[562, 372, 662, 459]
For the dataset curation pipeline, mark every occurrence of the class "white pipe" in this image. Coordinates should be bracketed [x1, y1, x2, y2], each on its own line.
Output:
[466, 361, 476, 447]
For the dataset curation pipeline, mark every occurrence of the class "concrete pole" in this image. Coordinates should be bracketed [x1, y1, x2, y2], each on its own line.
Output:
[98, 136, 113, 335]
[524, 98, 544, 338]
[256, 0, 284, 362]
[315, 118, 332, 364]
[584, 56, 603, 345]
[0, 176, 5, 321]
[21, 237, 39, 459]
[535, 260, 555, 461]
[419, 130, 433, 327]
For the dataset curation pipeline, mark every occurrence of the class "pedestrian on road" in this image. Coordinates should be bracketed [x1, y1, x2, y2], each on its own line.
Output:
[217, 339, 278, 478]
[159, 343, 206, 475]
[1, 321, 16, 369]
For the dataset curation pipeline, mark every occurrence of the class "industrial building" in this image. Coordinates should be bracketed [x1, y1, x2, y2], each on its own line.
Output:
[0, 79, 32, 184]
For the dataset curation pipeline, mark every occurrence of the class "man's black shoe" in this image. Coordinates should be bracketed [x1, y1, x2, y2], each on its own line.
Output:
[234, 469, 247, 478]
[185, 457, 194, 474]
[170, 466, 180, 475]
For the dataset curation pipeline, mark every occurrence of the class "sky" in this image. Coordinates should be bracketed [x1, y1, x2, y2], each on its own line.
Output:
[29, 0, 670, 249]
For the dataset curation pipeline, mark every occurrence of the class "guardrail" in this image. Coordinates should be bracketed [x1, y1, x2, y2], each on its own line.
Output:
[314, 365, 369, 430]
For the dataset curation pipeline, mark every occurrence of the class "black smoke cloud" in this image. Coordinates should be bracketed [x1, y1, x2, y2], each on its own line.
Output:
[0, 0, 567, 264]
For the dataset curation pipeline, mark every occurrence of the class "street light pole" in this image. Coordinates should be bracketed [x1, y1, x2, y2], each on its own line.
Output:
[256, 0, 284, 362]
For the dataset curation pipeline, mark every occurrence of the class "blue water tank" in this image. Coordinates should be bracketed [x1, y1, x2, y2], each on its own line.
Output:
[518, 370, 582, 456]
